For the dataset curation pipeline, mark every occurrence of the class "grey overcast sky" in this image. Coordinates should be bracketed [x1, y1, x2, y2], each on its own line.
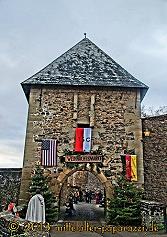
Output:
[0, 0, 167, 168]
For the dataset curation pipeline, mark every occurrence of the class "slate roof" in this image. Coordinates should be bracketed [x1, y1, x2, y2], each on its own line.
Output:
[21, 37, 148, 101]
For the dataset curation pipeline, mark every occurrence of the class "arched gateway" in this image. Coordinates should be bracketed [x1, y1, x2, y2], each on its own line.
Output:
[19, 37, 148, 219]
[57, 166, 113, 199]
[57, 167, 112, 220]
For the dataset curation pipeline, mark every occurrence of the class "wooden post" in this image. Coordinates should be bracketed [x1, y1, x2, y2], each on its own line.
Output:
[90, 94, 95, 127]
[73, 93, 78, 120]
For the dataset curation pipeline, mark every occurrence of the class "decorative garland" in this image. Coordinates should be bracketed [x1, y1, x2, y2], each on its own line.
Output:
[64, 147, 104, 156]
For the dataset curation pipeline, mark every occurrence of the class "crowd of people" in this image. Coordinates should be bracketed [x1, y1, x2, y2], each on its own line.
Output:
[67, 189, 103, 204]
[65, 188, 104, 216]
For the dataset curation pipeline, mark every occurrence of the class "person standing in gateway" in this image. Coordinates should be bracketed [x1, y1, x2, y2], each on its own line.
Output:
[25, 189, 45, 223]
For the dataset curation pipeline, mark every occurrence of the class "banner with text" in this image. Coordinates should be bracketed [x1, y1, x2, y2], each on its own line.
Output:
[65, 155, 103, 163]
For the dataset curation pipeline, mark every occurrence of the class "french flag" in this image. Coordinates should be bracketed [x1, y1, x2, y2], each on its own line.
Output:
[75, 128, 92, 152]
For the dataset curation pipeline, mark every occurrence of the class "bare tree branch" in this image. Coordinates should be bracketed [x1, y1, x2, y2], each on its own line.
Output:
[141, 105, 167, 117]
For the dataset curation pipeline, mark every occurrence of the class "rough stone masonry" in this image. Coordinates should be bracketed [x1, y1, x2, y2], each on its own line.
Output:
[19, 86, 144, 203]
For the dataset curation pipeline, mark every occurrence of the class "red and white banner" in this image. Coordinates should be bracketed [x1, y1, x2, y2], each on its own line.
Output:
[75, 128, 92, 152]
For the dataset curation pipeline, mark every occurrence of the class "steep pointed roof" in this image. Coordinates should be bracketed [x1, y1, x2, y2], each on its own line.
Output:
[21, 37, 148, 101]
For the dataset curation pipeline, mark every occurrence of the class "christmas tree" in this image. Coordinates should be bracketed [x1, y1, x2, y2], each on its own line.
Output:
[108, 176, 143, 226]
[0, 192, 2, 212]
[29, 163, 58, 223]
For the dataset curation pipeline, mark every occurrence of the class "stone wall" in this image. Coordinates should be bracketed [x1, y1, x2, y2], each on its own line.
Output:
[87, 172, 104, 191]
[72, 171, 103, 191]
[0, 168, 22, 209]
[19, 86, 143, 203]
[142, 115, 167, 204]
[140, 200, 166, 228]
[73, 171, 89, 188]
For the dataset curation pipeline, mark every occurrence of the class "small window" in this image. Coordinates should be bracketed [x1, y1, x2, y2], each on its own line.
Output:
[77, 124, 90, 128]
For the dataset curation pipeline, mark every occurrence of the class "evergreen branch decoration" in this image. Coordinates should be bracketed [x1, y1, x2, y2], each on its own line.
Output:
[63, 146, 104, 156]
[65, 163, 80, 169]
[89, 163, 94, 171]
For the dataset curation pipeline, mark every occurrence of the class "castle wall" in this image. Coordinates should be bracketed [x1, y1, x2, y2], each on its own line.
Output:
[0, 168, 21, 210]
[142, 115, 167, 204]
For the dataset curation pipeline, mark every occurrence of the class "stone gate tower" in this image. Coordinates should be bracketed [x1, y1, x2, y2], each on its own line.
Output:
[19, 37, 148, 204]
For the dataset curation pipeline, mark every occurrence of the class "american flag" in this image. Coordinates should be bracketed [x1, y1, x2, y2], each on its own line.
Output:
[41, 139, 57, 167]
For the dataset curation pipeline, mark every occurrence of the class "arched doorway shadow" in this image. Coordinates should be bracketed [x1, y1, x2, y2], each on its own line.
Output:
[56, 166, 113, 221]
